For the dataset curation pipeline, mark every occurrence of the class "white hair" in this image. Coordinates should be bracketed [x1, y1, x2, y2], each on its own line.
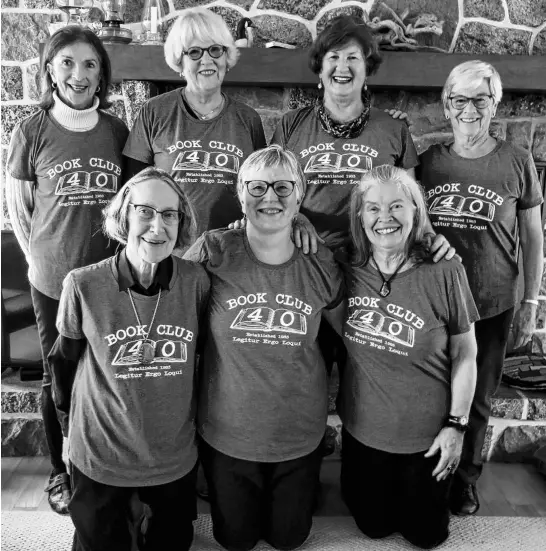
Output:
[164, 7, 239, 74]
[441, 60, 503, 110]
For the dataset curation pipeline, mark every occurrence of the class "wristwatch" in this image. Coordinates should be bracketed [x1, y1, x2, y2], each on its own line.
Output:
[444, 415, 469, 433]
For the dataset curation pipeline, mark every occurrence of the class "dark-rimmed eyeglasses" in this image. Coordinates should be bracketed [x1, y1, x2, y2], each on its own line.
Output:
[245, 180, 296, 198]
[448, 95, 493, 110]
[182, 45, 227, 61]
[130, 204, 183, 226]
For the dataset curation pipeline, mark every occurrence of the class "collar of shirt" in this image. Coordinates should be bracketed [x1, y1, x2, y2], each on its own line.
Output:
[117, 249, 173, 296]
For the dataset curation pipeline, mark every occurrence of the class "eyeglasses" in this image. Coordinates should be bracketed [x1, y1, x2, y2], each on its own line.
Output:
[245, 180, 296, 198]
[130, 204, 183, 226]
[448, 95, 493, 110]
[182, 44, 227, 61]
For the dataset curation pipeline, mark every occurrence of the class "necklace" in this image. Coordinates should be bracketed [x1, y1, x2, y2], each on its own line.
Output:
[371, 255, 409, 298]
[127, 288, 162, 364]
[183, 89, 224, 120]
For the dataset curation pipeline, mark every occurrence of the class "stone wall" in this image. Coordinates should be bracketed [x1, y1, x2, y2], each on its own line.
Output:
[1, 0, 546, 352]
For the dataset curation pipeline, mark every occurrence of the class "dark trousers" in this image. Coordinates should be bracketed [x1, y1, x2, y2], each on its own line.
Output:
[30, 285, 65, 475]
[70, 463, 197, 551]
[341, 429, 451, 550]
[200, 438, 322, 551]
[457, 307, 514, 485]
[318, 319, 346, 376]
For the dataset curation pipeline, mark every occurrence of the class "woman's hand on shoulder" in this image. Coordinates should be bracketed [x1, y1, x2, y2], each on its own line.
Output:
[425, 427, 464, 482]
[426, 233, 460, 263]
[292, 213, 324, 254]
[228, 217, 246, 230]
[384, 109, 412, 127]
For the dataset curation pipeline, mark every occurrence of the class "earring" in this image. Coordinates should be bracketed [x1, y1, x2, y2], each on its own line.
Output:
[445, 113, 450, 120]
[95, 84, 101, 94]
[318, 80, 322, 90]
[364, 81, 367, 91]
[52, 82, 57, 90]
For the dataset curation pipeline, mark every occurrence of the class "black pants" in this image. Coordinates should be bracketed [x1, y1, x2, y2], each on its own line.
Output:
[70, 463, 197, 551]
[341, 429, 451, 550]
[200, 439, 322, 551]
[457, 307, 514, 485]
[318, 318, 346, 376]
[30, 285, 65, 475]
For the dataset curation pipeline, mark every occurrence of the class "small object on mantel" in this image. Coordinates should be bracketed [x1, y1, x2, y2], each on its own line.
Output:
[97, 0, 132, 43]
[235, 18, 253, 48]
[265, 41, 297, 49]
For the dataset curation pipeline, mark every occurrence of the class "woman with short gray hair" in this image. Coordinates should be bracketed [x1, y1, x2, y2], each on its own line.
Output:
[49, 167, 210, 551]
[419, 60, 544, 516]
[123, 7, 266, 241]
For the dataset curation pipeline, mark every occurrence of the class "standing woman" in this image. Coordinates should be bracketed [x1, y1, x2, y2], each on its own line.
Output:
[5, 25, 129, 515]
[184, 145, 343, 551]
[419, 61, 544, 515]
[123, 7, 266, 241]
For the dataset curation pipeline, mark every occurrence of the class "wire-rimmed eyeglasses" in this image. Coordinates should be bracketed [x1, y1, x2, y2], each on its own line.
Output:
[448, 95, 493, 110]
[130, 204, 183, 226]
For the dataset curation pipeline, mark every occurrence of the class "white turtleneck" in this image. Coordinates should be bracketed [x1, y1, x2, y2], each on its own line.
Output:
[50, 91, 100, 132]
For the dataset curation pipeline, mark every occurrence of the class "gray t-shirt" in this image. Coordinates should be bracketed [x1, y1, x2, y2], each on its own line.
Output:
[272, 106, 419, 249]
[56, 255, 210, 487]
[184, 229, 343, 462]
[123, 89, 267, 239]
[418, 141, 543, 318]
[7, 110, 129, 299]
[339, 259, 478, 454]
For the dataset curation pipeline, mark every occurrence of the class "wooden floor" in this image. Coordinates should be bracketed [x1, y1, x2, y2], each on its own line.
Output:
[2, 456, 545, 517]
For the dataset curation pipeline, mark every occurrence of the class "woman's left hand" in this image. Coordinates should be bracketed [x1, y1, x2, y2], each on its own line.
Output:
[512, 302, 537, 349]
[384, 109, 412, 127]
[427, 233, 459, 263]
[424, 427, 464, 482]
[292, 213, 324, 254]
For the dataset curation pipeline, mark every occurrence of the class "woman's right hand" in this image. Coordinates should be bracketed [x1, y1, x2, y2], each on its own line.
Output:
[384, 109, 412, 127]
[228, 218, 246, 230]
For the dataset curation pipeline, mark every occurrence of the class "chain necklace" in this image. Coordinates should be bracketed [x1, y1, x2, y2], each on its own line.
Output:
[127, 288, 162, 364]
[183, 89, 224, 120]
[371, 255, 409, 298]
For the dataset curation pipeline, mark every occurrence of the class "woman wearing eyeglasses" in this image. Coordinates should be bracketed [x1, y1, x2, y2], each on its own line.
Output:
[49, 167, 210, 551]
[184, 145, 343, 551]
[418, 61, 543, 516]
[123, 7, 266, 246]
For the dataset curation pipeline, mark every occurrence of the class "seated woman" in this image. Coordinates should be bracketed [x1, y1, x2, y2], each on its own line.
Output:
[329, 165, 478, 549]
[184, 145, 343, 551]
[49, 167, 210, 551]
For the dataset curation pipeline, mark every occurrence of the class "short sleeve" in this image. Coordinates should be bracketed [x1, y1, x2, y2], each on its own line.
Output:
[270, 116, 287, 147]
[446, 262, 480, 335]
[251, 113, 267, 150]
[183, 234, 210, 265]
[122, 103, 155, 164]
[517, 155, 543, 210]
[7, 123, 34, 181]
[56, 272, 84, 340]
[319, 247, 345, 310]
[396, 123, 419, 171]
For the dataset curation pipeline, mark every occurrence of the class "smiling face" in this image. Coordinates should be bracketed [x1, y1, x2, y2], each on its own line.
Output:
[445, 78, 496, 143]
[182, 40, 227, 96]
[126, 179, 179, 265]
[47, 41, 101, 110]
[361, 181, 416, 255]
[320, 40, 367, 103]
[240, 165, 300, 236]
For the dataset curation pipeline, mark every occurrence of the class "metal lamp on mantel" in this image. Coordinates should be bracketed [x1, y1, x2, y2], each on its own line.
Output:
[97, 0, 132, 43]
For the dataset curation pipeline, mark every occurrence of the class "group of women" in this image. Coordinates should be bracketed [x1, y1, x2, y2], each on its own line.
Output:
[5, 7, 543, 551]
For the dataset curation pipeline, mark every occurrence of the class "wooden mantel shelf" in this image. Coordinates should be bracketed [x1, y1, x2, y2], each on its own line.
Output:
[104, 44, 546, 92]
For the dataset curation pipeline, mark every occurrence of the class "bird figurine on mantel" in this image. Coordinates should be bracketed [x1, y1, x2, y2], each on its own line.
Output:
[235, 17, 254, 48]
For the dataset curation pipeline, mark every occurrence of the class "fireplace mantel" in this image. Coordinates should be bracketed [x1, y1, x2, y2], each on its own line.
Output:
[102, 44, 546, 92]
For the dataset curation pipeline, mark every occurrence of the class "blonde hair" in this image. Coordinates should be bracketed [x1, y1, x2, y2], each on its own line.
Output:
[237, 145, 307, 203]
[350, 165, 429, 266]
[441, 60, 503, 111]
[102, 167, 195, 249]
[164, 7, 239, 74]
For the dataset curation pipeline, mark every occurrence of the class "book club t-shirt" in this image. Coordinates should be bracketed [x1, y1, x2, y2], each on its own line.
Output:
[418, 141, 543, 318]
[184, 229, 343, 462]
[123, 89, 266, 240]
[7, 110, 129, 299]
[339, 259, 479, 454]
[56, 255, 210, 487]
[271, 106, 419, 249]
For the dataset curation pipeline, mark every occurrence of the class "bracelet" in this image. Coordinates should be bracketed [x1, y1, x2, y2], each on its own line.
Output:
[521, 299, 539, 306]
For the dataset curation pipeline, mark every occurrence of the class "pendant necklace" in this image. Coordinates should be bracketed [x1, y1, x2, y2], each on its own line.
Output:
[183, 89, 224, 120]
[127, 288, 162, 364]
[371, 255, 409, 298]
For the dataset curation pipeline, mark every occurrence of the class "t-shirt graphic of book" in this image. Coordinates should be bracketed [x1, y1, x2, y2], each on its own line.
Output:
[112, 339, 187, 366]
[429, 194, 495, 222]
[348, 309, 415, 347]
[305, 152, 372, 174]
[55, 170, 118, 195]
[172, 150, 239, 174]
[231, 307, 307, 335]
